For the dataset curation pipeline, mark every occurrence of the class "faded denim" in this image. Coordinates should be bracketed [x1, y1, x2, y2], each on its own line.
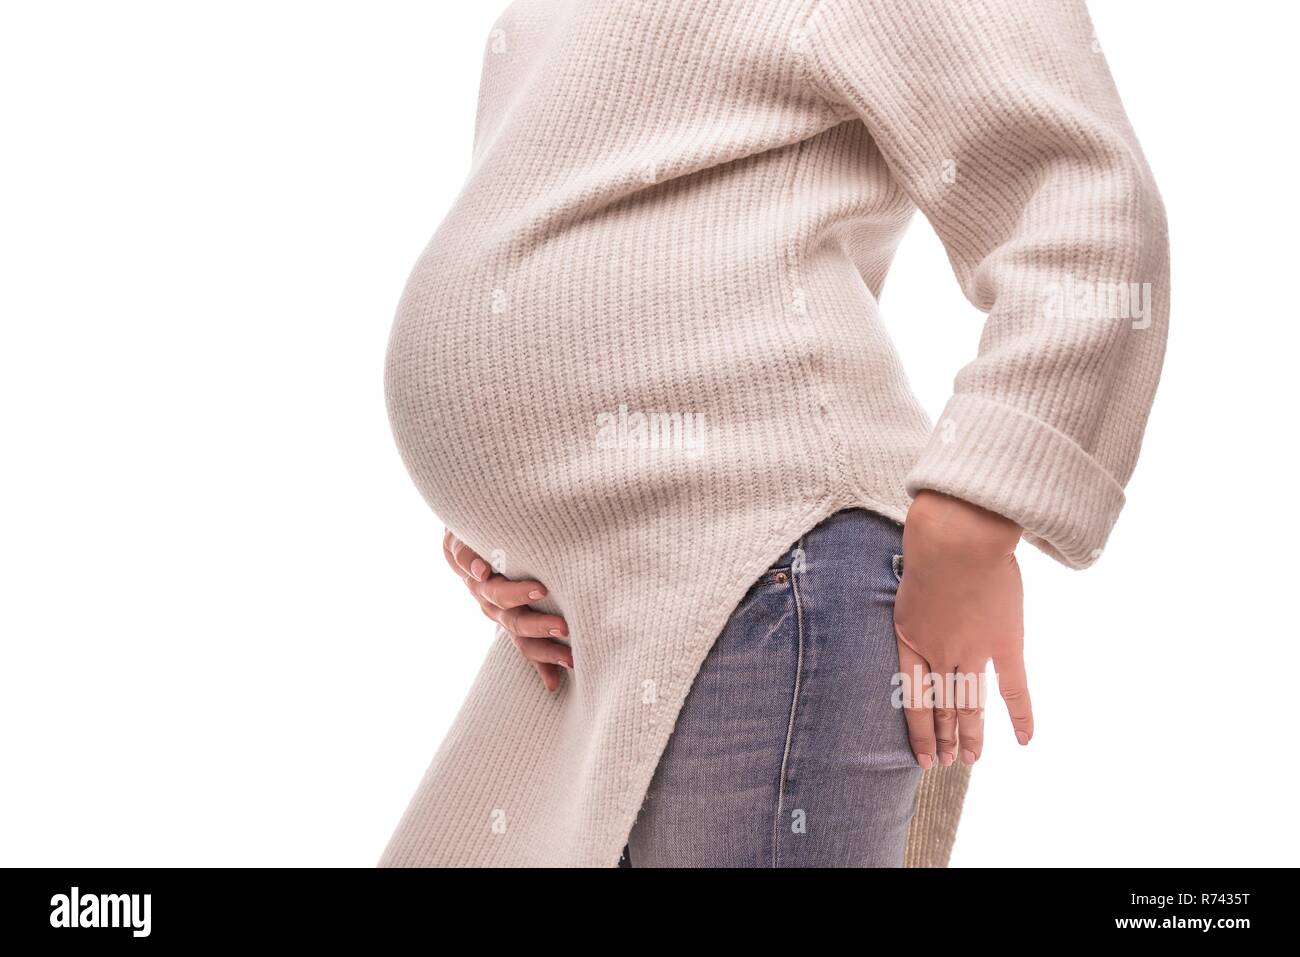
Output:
[623, 508, 921, 867]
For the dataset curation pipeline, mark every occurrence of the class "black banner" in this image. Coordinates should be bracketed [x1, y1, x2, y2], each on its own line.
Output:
[0, 867, 1277, 944]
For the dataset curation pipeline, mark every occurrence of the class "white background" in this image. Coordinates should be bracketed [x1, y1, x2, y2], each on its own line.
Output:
[1, 1, 1295, 867]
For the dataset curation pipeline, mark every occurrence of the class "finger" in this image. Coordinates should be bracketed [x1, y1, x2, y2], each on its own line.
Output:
[477, 576, 548, 610]
[449, 535, 490, 583]
[994, 650, 1034, 746]
[533, 660, 562, 693]
[954, 662, 986, 765]
[511, 633, 574, 669]
[442, 532, 465, 578]
[499, 607, 568, 640]
[933, 677, 960, 768]
[895, 634, 936, 770]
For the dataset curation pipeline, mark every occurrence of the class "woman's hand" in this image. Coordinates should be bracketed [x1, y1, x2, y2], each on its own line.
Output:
[442, 529, 572, 692]
[893, 491, 1033, 769]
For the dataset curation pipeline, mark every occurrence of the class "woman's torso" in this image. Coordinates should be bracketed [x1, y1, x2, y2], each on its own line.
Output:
[384, 0, 930, 608]
[379, 0, 969, 868]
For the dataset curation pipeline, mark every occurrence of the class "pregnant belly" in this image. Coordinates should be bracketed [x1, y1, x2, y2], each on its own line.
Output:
[380, 207, 843, 607]
[388, 296, 717, 527]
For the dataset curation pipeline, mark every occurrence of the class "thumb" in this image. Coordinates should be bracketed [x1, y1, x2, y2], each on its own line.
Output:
[993, 650, 1034, 746]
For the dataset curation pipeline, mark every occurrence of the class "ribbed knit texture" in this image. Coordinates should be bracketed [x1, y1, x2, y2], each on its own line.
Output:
[380, 0, 1168, 867]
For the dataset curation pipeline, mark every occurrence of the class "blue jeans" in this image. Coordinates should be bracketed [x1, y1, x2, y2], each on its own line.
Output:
[622, 508, 921, 867]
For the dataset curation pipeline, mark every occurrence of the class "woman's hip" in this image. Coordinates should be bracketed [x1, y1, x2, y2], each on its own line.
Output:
[625, 507, 921, 867]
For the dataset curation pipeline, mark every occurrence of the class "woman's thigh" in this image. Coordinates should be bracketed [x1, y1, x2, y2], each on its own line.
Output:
[624, 508, 921, 867]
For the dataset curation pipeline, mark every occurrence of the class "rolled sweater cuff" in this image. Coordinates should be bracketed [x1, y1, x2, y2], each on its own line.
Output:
[904, 393, 1126, 569]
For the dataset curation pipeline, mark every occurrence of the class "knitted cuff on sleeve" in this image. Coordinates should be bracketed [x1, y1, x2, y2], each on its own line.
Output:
[905, 393, 1127, 569]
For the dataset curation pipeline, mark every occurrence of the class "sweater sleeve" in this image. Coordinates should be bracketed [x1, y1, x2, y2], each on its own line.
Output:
[803, 0, 1169, 568]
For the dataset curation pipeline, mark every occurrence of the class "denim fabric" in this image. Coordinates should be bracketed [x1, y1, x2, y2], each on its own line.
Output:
[622, 508, 921, 867]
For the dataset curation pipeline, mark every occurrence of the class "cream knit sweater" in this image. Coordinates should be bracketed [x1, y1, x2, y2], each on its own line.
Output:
[380, 0, 1168, 867]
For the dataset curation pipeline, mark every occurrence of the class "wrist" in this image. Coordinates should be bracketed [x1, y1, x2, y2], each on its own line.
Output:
[906, 490, 1022, 554]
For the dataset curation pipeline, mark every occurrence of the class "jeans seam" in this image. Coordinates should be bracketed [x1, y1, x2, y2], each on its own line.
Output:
[771, 537, 808, 868]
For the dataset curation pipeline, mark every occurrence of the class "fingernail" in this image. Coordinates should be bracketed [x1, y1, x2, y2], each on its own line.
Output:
[1016, 730, 1029, 745]
[528, 590, 545, 600]
[556, 659, 571, 670]
[939, 751, 954, 767]
[470, 559, 488, 581]
[917, 753, 933, 770]
[961, 749, 976, 765]
[549, 628, 564, 638]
